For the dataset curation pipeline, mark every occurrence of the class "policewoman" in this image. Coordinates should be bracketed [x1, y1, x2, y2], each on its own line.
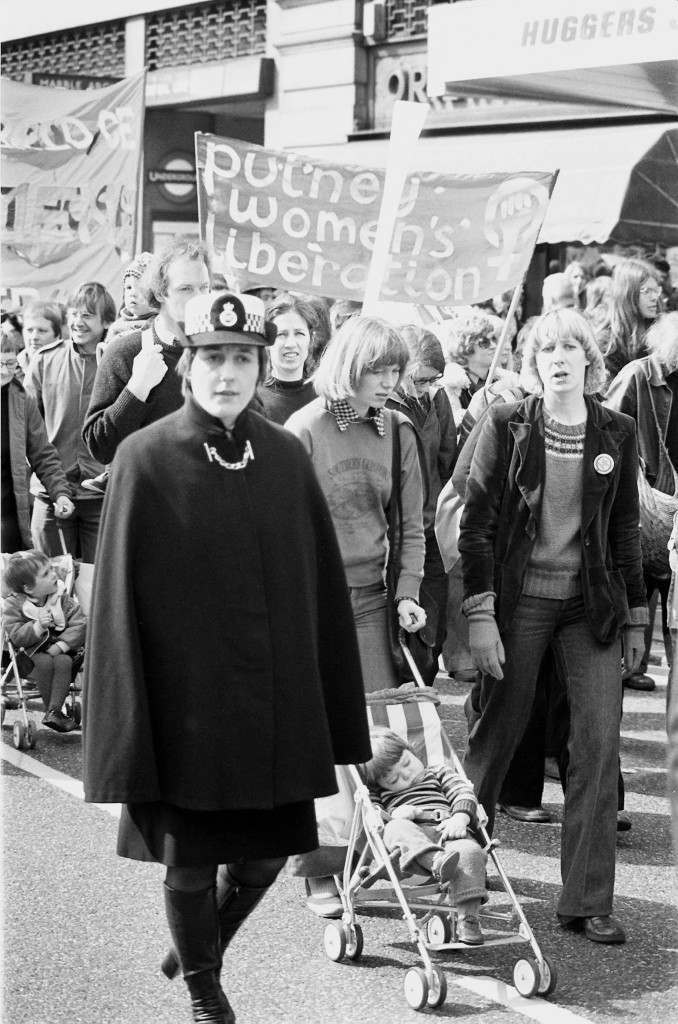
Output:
[82, 291, 370, 1024]
[458, 308, 646, 945]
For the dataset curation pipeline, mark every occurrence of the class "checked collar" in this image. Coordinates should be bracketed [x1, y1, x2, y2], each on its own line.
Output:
[328, 399, 386, 436]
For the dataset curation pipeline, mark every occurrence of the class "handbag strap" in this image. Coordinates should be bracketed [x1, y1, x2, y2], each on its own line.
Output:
[389, 411, 404, 558]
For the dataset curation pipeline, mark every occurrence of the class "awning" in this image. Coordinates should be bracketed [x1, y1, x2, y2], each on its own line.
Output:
[321, 122, 678, 246]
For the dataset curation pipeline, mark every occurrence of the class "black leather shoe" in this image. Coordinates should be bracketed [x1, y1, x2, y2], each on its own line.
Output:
[623, 673, 655, 691]
[559, 914, 626, 944]
[583, 915, 626, 944]
[497, 804, 551, 823]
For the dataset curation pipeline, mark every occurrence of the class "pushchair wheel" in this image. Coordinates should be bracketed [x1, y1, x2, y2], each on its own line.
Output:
[323, 922, 347, 962]
[427, 967, 447, 1008]
[71, 699, 82, 728]
[323, 921, 363, 963]
[537, 956, 557, 996]
[12, 721, 25, 750]
[404, 967, 429, 1010]
[513, 957, 539, 997]
[25, 720, 37, 749]
[345, 923, 363, 961]
[425, 913, 452, 946]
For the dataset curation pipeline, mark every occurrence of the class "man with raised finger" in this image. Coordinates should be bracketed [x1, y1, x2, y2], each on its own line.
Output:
[83, 239, 211, 468]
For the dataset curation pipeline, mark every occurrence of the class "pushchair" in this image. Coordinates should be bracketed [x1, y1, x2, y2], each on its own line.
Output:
[1, 530, 92, 749]
[320, 639, 557, 1012]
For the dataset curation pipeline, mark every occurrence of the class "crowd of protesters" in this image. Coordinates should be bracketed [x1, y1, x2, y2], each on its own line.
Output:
[3, 242, 678, 1021]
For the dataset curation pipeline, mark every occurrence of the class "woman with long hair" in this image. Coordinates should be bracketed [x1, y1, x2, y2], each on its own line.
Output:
[597, 257, 662, 383]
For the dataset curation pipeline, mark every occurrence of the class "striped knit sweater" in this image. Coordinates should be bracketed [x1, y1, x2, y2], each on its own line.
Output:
[523, 411, 586, 600]
[371, 764, 478, 825]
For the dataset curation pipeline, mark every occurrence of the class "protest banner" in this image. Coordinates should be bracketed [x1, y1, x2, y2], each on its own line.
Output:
[195, 132, 556, 307]
[1, 71, 146, 301]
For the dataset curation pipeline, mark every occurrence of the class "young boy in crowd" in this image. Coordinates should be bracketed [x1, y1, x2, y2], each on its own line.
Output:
[3, 550, 86, 733]
[363, 726, 487, 944]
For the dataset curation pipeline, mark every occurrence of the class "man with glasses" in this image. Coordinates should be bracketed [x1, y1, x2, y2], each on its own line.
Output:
[83, 239, 211, 475]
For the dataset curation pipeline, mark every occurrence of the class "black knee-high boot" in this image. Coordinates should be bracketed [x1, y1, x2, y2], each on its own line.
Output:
[163, 883, 236, 1024]
[161, 867, 272, 982]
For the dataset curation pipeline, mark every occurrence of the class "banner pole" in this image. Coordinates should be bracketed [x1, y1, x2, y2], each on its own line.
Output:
[361, 101, 428, 316]
[484, 277, 525, 391]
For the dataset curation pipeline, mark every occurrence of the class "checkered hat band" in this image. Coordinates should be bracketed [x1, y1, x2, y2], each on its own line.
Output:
[244, 311, 265, 335]
[191, 311, 214, 334]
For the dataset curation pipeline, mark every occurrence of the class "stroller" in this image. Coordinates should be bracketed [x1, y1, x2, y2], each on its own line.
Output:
[1, 531, 92, 750]
[320, 639, 557, 1012]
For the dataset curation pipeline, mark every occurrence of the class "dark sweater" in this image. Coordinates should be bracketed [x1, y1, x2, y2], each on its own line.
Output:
[257, 376, 316, 426]
[82, 322, 184, 464]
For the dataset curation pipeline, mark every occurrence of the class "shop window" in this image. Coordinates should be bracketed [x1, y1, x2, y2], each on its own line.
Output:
[1, 22, 126, 79]
[145, 0, 267, 70]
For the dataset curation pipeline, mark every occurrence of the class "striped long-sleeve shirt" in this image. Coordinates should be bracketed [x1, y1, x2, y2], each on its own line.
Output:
[372, 765, 478, 825]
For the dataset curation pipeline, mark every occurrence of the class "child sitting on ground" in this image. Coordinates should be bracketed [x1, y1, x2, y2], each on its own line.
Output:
[363, 726, 487, 944]
[2, 550, 86, 733]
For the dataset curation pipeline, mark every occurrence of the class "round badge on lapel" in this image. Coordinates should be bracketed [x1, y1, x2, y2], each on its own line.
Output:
[594, 453, 614, 475]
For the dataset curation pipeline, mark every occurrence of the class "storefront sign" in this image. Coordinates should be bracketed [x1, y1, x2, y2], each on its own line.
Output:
[29, 72, 120, 90]
[373, 45, 614, 131]
[1, 72, 146, 299]
[429, 0, 678, 93]
[195, 133, 556, 306]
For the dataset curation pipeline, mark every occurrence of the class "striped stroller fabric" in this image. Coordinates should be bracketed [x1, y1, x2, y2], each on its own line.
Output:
[366, 684, 456, 770]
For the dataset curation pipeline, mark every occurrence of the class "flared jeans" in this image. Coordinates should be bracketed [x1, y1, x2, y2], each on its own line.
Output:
[463, 593, 622, 918]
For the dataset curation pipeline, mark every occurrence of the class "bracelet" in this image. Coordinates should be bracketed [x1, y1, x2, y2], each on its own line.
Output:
[395, 596, 419, 606]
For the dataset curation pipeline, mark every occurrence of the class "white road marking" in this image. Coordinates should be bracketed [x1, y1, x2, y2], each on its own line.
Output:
[449, 974, 597, 1024]
[1, 742, 120, 818]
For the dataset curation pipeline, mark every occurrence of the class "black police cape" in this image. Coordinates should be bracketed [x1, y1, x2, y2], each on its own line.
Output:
[82, 396, 370, 808]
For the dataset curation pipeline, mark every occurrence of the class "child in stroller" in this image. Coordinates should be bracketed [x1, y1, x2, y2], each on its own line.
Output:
[2, 550, 86, 732]
[363, 725, 487, 945]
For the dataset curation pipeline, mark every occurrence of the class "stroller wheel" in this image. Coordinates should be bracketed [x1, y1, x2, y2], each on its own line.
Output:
[25, 720, 37, 749]
[537, 956, 557, 996]
[323, 922, 346, 962]
[427, 967, 447, 1008]
[12, 721, 25, 750]
[71, 699, 82, 728]
[345, 924, 363, 961]
[513, 957, 539, 998]
[425, 913, 452, 946]
[1, 700, 6, 726]
[404, 967, 429, 1010]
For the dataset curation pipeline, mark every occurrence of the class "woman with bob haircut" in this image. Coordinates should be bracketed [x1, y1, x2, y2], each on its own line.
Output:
[286, 315, 427, 917]
[596, 257, 663, 383]
[83, 291, 371, 1023]
[458, 307, 647, 945]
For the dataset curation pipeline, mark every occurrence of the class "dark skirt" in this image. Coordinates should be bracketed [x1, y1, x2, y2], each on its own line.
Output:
[117, 799, 318, 867]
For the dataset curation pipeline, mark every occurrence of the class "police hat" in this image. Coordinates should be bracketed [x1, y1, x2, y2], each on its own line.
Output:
[182, 291, 277, 347]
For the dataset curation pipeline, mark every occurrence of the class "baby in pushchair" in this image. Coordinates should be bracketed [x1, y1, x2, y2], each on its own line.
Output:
[2, 549, 86, 733]
[363, 725, 487, 945]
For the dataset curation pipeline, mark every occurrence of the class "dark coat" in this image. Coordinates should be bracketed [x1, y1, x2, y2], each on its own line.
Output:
[605, 354, 676, 493]
[386, 388, 458, 533]
[4, 379, 71, 546]
[458, 394, 646, 644]
[83, 397, 371, 807]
